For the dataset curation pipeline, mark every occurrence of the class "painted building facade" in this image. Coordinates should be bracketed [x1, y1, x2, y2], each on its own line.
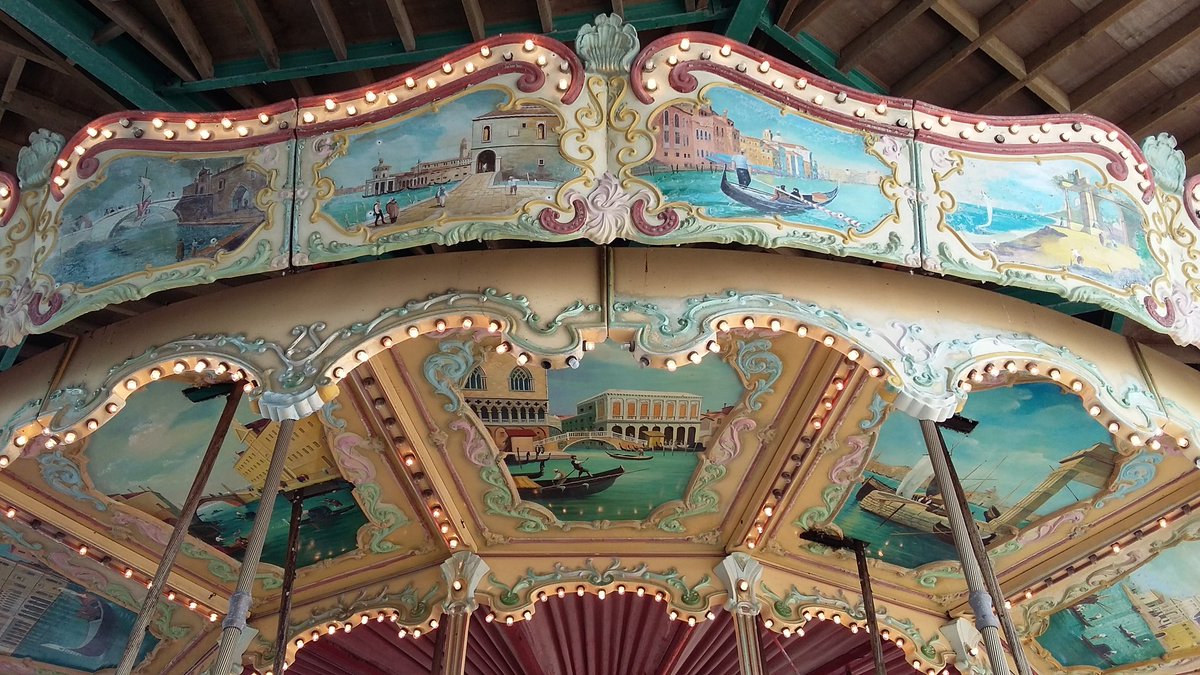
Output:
[560, 389, 703, 448]
[469, 104, 570, 181]
[463, 358, 555, 452]
[233, 416, 338, 493]
[362, 139, 473, 197]
[0, 558, 65, 654]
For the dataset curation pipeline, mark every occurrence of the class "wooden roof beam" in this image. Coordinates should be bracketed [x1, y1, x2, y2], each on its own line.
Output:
[91, 20, 125, 45]
[838, 0, 936, 73]
[777, 0, 839, 35]
[1119, 69, 1200, 139]
[535, 0, 554, 32]
[970, 0, 1147, 110]
[0, 57, 25, 127]
[462, 0, 486, 41]
[234, 0, 280, 69]
[0, 11, 124, 110]
[892, 0, 1034, 96]
[382, 0, 417, 51]
[86, 0, 197, 81]
[1070, 10, 1200, 111]
[227, 86, 268, 109]
[310, 0, 349, 60]
[0, 33, 69, 73]
[935, 0, 1070, 112]
[6, 89, 91, 133]
[153, 0, 213, 78]
[1181, 131, 1200, 175]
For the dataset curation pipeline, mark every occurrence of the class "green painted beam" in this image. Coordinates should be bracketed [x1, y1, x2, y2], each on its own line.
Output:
[722, 0, 770, 42]
[0, 339, 22, 372]
[1, 0, 211, 111]
[756, 17, 886, 94]
[163, 3, 730, 95]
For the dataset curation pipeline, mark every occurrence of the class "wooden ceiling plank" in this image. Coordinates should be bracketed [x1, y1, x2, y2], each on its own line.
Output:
[6, 89, 91, 133]
[0, 137, 21, 166]
[0, 34, 69, 74]
[838, 0, 937, 73]
[383, 0, 417, 51]
[462, 0, 487, 41]
[892, 0, 1033, 95]
[354, 68, 376, 88]
[0, 57, 26, 127]
[292, 77, 315, 98]
[0, 12, 126, 110]
[535, 0, 555, 32]
[91, 20, 126, 45]
[86, 0, 197, 81]
[153, 0, 213, 78]
[779, 0, 839, 34]
[1070, 10, 1200, 111]
[227, 85, 268, 109]
[1181, 132, 1200, 175]
[934, 0, 1070, 112]
[234, 0, 281, 70]
[310, 0, 349, 61]
[1119, 69, 1200, 139]
[611, 0, 625, 19]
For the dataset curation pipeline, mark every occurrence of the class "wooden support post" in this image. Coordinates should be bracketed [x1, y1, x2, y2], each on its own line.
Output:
[115, 384, 243, 675]
[272, 495, 304, 673]
[714, 553, 765, 675]
[852, 541, 886, 675]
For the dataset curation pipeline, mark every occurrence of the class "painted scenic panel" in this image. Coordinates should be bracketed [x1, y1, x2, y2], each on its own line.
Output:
[833, 383, 1114, 568]
[0, 544, 155, 672]
[461, 340, 743, 521]
[42, 151, 283, 289]
[1037, 541, 1200, 669]
[84, 380, 367, 568]
[640, 87, 902, 235]
[935, 153, 1158, 289]
[311, 89, 579, 234]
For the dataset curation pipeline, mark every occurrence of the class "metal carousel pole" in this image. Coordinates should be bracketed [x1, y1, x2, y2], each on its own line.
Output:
[211, 417, 297, 675]
[920, 418, 1011, 675]
[116, 383, 243, 675]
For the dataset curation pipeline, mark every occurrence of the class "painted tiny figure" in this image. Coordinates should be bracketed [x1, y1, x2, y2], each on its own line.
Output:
[372, 201, 384, 226]
[385, 198, 399, 223]
[570, 455, 591, 478]
[436, 186, 447, 207]
[508, 176, 518, 195]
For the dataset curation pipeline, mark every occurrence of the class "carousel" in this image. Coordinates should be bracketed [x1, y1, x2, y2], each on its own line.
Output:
[1, 11, 1200, 675]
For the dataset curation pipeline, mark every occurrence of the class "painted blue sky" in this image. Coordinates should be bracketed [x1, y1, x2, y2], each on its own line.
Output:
[1129, 542, 1200, 599]
[86, 380, 259, 506]
[61, 156, 239, 222]
[323, 89, 509, 187]
[705, 87, 888, 175]
[948, 156, 1121, 216]
[872, 383, 1112, 515]
[545, 340, 743, 418]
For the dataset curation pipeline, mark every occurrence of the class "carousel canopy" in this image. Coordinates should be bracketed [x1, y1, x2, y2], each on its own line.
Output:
[0, 4, 1198, 675]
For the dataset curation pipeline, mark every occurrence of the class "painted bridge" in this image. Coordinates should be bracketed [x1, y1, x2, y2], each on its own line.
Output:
[533, 431, 648, 454]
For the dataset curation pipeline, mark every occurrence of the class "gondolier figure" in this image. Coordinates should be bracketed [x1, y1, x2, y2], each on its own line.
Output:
[570, 455, 592, 478]
[732, 154, 752, 187]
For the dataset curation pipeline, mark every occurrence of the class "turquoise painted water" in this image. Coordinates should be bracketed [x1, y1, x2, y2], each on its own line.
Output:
[45, 219, 182, 287]
[193, 486, 367, 568]
[1037, 584, 1164, 669]
[16, 587, 156, 672]
[522, 445, 699, 521]
[833, 473, 981, 569]
[642, 170, 892, 232]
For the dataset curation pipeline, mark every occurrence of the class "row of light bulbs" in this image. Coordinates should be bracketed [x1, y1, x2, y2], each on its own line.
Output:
[0, 502, 219, 624]
[960, 360, 1190, 451]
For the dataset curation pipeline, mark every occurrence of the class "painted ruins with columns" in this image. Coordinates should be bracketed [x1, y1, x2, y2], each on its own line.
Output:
[1, 13, 1200, 675]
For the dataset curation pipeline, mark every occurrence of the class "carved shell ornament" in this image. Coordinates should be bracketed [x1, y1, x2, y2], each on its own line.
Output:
[576, 13, 640, 75]
[16, 128, 65, 189]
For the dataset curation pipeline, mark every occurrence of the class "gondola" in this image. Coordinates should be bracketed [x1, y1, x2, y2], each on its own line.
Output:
[720, 170, 838, 215]
[299, 502, 358, 525]
[605, 450, 652, 461]
[515, 466, 625, 500]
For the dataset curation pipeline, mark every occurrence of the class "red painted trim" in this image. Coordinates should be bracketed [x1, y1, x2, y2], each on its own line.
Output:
[538, 199, 587, 234]
[0, 173, 17, 227]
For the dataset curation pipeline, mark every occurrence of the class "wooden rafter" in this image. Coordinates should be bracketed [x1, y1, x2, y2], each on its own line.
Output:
[1119, 70, 1200, 139]
[969, 0, 1146, 110]
[462, 0, 486, 41]
[1183, 133, 1200, 175]
[91, 21, 125, 45]
[234, 0, 280, 70]
[227, 86, 268, 110]
[292, 77, 315, 98]
[6, 89, 91, 134]
[0, 11, 124, 110]
[839, 0, 936, 73]
[310, 0, 349, 60]
[0, 33, 68, 73]
[153, 0, 213, 78]
[86, 0, 197, 81]
[891, 0, 1033, 96]
[535, 0, 554, 33]
[777, 0, 838, 35]
[383, 0, 417, 51]
[611, 0, 625, 19]
[1070, 10, 1200, 111]
[933, 0, 1069, 112]
[0, 57, 25, 127]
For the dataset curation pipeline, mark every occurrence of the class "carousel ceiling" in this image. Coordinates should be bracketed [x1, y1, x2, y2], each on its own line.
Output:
[0, 7, 1197, 675]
